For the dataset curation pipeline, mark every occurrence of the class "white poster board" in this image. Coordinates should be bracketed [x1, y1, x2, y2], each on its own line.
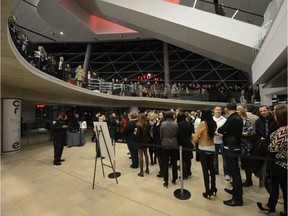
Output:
[93, 122, 114, 161]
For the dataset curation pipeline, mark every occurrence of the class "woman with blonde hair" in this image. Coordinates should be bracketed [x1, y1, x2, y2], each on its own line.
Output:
[237, 105, 254, 187]
[75, 65, 84, 87]
[135, 113, 150, 177]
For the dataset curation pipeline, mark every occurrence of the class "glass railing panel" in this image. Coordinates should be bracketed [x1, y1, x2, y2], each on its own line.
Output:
[254, 0, 284, 53]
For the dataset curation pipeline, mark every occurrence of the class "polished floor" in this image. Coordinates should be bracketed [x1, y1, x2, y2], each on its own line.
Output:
[1, 132, 282, 216]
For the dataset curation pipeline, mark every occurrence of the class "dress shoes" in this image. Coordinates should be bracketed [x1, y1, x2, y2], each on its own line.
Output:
[53, 162, 62, 166]
[223, 198, 243, 207]
[242, 181, 253, 187]
[60, 159, 65, 162]
[256, 202, 275, 213]
[224, 188, 233, 195]
[130, 165, 138, 169]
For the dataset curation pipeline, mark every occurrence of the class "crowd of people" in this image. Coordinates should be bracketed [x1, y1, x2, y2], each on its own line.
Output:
[52, 104, 287, 215]
[8, 14, 262, 104]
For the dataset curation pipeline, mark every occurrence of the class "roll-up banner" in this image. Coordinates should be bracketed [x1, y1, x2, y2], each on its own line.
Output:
[2, 99, 21, 153]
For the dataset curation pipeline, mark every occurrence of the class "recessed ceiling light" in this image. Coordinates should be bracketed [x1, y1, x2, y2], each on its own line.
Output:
[60, 31, 64, 35]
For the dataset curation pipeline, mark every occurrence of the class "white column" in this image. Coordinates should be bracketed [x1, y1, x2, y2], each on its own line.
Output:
[129, 107, 139, 114]
[2, 99, 21, 153]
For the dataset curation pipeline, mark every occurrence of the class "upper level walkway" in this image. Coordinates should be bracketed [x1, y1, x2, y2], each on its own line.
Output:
[2, 17, 226, 110]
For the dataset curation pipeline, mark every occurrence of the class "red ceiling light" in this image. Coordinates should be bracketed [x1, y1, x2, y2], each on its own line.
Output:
[165, 0, 180, 4]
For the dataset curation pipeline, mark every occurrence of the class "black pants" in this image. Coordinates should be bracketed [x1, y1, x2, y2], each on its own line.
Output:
[224, 149, 243, 200]
[199, 151, 216, 192]
[241, 157, 252, 182]
[127, 141, 138, 167]
[53, 134, 65, 162]
[267, 162, 287, 212]
[162, 148, 178, 183]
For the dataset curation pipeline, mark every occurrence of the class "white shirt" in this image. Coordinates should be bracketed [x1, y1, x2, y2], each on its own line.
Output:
[194, 117, 201, 131]
[213, 115, 226, 144]
[80, 121, 87, 130]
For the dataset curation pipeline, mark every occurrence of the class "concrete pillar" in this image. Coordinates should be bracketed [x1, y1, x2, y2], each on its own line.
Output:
[259, 84, 273, 106]
[129, 107, 139, 114]
[83, 44, 92, 78]
[2, 99, 21, 153]
[163, 42, 170, 85]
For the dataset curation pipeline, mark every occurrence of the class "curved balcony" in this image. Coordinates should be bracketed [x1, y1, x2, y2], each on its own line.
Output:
[2, 19, 226, 110]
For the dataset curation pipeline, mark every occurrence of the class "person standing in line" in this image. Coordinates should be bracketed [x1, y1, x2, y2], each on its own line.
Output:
[212, 106, 231, 181]
[192, 108, 217, 199]
[237, 105, 254, 187]
[257, 104, 287, 216]
[123, 112, 138, 169]
[160, 111, 179, 188]
[177, 112, 194, 180]
[154, 111, 165, 178]
[52, 112, 69, 165]
[218, 103, 244, 206]
[108, 112, 119, 143]
[148, 111, 157, 165]
[135, 113, 150, 177]
[254, 105, 278, 177]
[194, 110, 202, 162]
[245, 105, 259, 130]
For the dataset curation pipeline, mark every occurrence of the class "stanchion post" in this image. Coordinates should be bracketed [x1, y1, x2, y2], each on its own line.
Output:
[174, 146, 191, 200]
[108, 139, 121, 178]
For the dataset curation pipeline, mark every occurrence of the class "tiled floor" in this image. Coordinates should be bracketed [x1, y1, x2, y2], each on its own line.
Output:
[1, 132, 281, 216]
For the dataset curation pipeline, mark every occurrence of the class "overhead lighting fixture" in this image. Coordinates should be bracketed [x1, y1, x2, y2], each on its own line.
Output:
[60, 31, 64, 35]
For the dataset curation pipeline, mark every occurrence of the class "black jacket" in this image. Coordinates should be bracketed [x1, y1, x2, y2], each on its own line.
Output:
[218, 112, 243, 149]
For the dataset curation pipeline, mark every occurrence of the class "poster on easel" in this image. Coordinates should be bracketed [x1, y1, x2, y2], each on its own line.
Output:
[93, 122, 114, 161]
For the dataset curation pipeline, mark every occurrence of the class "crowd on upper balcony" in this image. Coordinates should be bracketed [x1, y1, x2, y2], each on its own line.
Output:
[8, 14, 261, 104]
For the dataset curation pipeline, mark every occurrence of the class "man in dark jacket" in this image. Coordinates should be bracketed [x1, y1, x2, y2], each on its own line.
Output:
[53, 113, 69, 165]
[218, 103, 243, 206]
[253, 105, 278, 178]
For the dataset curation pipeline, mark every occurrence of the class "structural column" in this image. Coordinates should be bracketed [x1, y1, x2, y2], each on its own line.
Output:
[83, 43, 92, 78]
[2, 99, 21, 153]
[163, 42, 170, 85]
[129, 107, 139, 114]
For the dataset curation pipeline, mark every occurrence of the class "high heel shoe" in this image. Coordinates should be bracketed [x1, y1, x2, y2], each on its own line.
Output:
[256, 202, 275, 213]
[138, 172, 144, 177]
[163, 182, 168, 188]
[172, 179, 176, 185]
[210, 188, 217, 197]
[145, 168, 150, 174]
[202, 191, 212, 200]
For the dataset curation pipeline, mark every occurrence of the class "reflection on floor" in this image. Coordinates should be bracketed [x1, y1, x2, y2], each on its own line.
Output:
[1, 132, 281, 216]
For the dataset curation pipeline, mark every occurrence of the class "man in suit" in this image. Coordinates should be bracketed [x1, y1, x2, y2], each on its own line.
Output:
[56, 56, 65, 81]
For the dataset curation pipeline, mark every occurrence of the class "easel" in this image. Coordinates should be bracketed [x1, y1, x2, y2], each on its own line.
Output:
[92, 124, 118, 189]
